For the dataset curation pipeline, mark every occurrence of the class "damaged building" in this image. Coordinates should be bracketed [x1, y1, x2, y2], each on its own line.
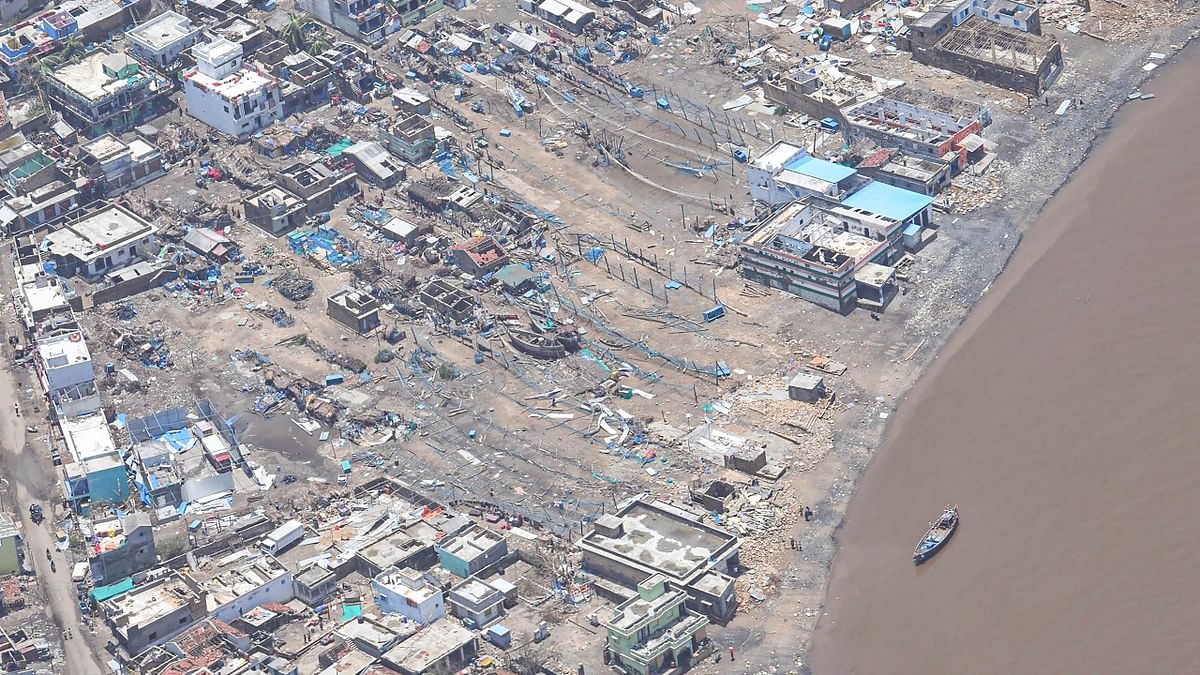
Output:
[276, 160, 359, 214]
[902, 13, 1062, 95]
[841, 94, 992, 170]
[43, 51, 168, 138]
[327, 287, 383, 335]
[243, 186, 307, 235]
[738, 199, 907, 313]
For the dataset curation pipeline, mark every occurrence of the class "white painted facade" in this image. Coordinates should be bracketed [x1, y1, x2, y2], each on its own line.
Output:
[183, 38, 283, 138]
[37, 331, 100, 417]
[125, 11, 204, 67]
[203, 554, 295, 623]
[372, 568, 446, 624]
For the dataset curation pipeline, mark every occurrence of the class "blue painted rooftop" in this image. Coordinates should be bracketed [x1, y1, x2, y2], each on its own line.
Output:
[841, 182, 934, 222]
[783, 154, 857, 184]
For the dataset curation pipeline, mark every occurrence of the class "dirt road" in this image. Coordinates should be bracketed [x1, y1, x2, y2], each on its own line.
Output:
[1, 300, 106, 672]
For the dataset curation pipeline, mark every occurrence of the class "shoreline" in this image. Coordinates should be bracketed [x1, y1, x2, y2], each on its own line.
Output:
[787, 23, 1200, 673]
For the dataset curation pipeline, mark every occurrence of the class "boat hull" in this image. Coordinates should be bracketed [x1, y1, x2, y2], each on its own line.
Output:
[913, 524, 956, 564]
[913, 507, 959, 565]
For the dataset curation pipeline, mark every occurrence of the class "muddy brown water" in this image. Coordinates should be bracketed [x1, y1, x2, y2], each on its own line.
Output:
[810, 49, 1200, 674]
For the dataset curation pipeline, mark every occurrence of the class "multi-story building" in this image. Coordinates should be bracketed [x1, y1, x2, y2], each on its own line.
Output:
[579, 498, 739, 623]
[0, 0, 151, 69]
[102, 572, 206, 655]
[604, 575, 711, 675]
[243, 186, 306, 236]
[0, 135, 60, 195]
[738, 199, 904, 313]
[296, 0, 443, 43]
[183, 38, 283, 139]
[378, 114, 435, 164]
[435, 525, 508, 578]
[856, 148, 955, 196]
[748, 141, 863, 205]
[256, 48, 333, 115]
[43, 51, 168, 137]
[78, 134, 165, 196]
[61, 413, 128, 513]
[124, 10, 204, 69]
[275, 160, 358, 215]
[42, 204, 158, 280]
[842, 95, 990, 169]
[446, 576, 508, 627]
[200, 553, 294, 622]
[293, 564, 337, 606]
[942, 0, 1041, 34]
[372, 567, 446, 624]
[86, 513, 158, 586]
[1, 181, 83, 235]
[36, 329, 100, 417]
[327, 287, 382, 335]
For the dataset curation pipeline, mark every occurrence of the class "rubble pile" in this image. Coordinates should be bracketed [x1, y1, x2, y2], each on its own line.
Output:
[274, 272, 315, 301]
[1085, 0, 1192, 41]
[945, 173, 1004, 214]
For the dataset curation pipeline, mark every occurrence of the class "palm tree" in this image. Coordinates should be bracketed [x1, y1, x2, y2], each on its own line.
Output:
[309, 37, 332, 55]
[59, 34, 83, 62]
[282, 12, 307, 52]
[36, 55, 63, 73]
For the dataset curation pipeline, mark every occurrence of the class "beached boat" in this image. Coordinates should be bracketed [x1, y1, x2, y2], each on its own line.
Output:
[913, 505, 959, 564]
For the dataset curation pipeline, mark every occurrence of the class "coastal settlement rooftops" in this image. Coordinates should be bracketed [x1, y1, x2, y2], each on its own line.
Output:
[579, 498, 740, 586]
[381, 619, 477, 674]
[42, 204, 158, 265]
[49, 51, 148, 102]
[125, 10, 198, 51]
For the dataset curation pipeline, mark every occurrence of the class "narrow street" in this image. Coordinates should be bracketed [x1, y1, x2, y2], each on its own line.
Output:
[1, 261, 106, 673]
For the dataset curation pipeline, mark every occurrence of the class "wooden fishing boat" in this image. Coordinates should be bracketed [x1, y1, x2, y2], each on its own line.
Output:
[913, 505, 958, 565]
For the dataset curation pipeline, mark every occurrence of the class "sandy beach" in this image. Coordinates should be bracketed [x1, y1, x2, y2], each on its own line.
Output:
[810, 34, 1200, 675]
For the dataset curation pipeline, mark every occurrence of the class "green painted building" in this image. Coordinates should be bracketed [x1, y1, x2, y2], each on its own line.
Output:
[605, 575, 712, 675]
[0, 514, 20, 576]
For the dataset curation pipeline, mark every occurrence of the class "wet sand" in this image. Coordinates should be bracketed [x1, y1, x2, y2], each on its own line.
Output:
[810, 47, 1200, 673]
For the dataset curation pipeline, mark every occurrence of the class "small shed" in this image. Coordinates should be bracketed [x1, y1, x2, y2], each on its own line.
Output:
[484, 624, 511, 648]
[494, 264, 537, 294]
[788, 372, 826, 402]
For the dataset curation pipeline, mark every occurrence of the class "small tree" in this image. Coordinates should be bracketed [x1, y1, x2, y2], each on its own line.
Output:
[309, 37, 332, 55]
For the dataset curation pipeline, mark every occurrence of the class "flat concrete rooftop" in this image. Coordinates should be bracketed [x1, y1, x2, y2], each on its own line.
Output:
[581, 500, 737, 582]
[50, 51, 148, 102]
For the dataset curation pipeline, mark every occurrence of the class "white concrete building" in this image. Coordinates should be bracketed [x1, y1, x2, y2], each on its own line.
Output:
[79, 135, 165, 196]
[37, 331, 100, 417]
[748, 141, 860, 205]
[372, 567, 446, 624]
[183, 38, 283, 139]
[125, 11, 204, 68]
[201, 552, 295, 622]
[42, 204, 158, 280]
